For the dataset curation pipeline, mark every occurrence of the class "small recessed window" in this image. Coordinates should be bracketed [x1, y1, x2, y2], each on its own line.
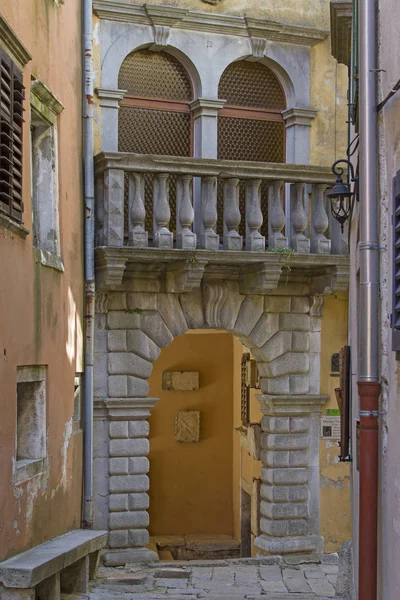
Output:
[15, 366, 47, 482]
[31, 114, 60, 256]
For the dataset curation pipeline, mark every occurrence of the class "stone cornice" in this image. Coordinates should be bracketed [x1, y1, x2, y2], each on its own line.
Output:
[31, 79, 64, 116]
[93, 2, 329, 47]
[330, 0, 352, 66]
[0, 15, 32, 69]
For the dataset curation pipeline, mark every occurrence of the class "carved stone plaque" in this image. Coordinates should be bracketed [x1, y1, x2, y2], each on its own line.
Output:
[162, 371, 199, 391]
[175, 410, 200, 443]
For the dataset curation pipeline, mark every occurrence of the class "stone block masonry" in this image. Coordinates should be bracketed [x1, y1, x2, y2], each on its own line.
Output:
[93, 289, 328, 565]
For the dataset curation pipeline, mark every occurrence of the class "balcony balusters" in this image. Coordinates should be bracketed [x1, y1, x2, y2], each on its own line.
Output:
[245, 179, 264, 251]
[128, 172, 148, 248]
[153, 173, 173, 248]
[94, 153, 341, 256]
[176, 174, 196, 250]
[268, 180, 287, 249]
[223, 178, 242, 250]
[290, 182, 310, 253]
[200, 176, 219, 250]
[311, 183, 331, 254]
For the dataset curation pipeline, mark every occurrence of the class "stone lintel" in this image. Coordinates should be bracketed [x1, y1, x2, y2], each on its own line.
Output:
[94, 398, 159, 421]
[255, 533, 324, 556]
[257, 394, 329, 416]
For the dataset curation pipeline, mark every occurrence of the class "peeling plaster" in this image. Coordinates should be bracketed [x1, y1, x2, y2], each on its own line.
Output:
[321, 474, 350, 489]
[60, 418, 73, 491]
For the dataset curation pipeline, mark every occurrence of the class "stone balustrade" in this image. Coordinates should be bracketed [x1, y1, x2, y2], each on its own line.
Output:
[94, 152, 342, 256]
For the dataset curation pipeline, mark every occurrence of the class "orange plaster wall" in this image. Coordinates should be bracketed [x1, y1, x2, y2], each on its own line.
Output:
[0, 0, 84, 560]
[148, 332, 234, 536]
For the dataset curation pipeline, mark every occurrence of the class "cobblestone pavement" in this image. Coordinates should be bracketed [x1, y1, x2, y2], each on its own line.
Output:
[83, 557, 342, 600]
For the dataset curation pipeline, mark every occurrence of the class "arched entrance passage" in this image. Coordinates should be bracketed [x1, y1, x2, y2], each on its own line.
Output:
[147, 330, 241, 560]
[93, 285, 328, 566]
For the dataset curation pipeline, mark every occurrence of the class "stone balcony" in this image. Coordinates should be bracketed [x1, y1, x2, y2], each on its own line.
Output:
[94, 152, 349, 295]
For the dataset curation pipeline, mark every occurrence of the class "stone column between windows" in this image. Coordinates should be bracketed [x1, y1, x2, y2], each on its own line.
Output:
[96, 88, 127, 152]
[190, 98, 226, 239]
[282, 107, 318, 165]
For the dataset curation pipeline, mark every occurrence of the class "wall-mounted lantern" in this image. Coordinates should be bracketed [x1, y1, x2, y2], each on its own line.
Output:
[327, 159, 358, 232]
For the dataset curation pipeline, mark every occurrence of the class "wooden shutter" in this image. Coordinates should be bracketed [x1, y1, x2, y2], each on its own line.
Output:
[0, 47, 24, 222]
[335, 345, 351, 462]
[392, 171, 400, 350]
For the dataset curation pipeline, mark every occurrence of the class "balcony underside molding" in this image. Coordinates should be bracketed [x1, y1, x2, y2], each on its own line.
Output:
[95, 246, 350, 295]
[93, 1, 329, 47]
[330, 0, 352, 66]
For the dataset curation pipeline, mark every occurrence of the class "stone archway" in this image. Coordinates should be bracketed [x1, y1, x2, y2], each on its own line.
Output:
[93, 283, 328, 566]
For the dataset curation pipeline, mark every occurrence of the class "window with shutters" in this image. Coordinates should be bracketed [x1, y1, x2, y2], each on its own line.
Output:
[0, 46, 25, 223]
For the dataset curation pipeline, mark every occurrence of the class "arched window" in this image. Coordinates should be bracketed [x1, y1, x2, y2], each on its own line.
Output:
[217, 61, 286, 237]
[218, 60, 286, 162]
[118, 50, 193, 235]
[118, 49, 193, 156]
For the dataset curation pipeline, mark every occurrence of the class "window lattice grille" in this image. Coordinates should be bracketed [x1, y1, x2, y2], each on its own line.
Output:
[0, 47, 24, 222]
[219, 61, 286, 110]
[118, 49, 192, 101]
[241, 353, 250, 427]
[218, 117, 284, 163]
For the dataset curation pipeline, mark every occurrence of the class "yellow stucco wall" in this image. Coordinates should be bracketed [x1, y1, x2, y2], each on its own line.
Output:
[319, 294, 351, 552]
[0, 1, 84, 560]
[148, 332, 235, 536]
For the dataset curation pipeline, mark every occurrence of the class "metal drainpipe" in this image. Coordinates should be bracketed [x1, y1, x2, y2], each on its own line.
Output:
[358, 0, 381, 597]
[82, 0, 95, 529]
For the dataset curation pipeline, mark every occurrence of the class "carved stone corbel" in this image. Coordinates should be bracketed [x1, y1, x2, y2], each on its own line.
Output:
[310, 263, 350, 295]
[165, 259, 207, 293]
[145, 5, 188, 50]
[239, 262, 282, 295]
[96, 257, 127, 290]
[249, 37, 267, 60]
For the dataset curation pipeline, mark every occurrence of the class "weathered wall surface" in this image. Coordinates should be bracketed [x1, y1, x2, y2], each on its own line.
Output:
[376, 0, 400, 596]
[136, 0, 330, 28]
[0, 1, 83, 559]
[319, 294, 351, 552]
[148, 332, 234, 536]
